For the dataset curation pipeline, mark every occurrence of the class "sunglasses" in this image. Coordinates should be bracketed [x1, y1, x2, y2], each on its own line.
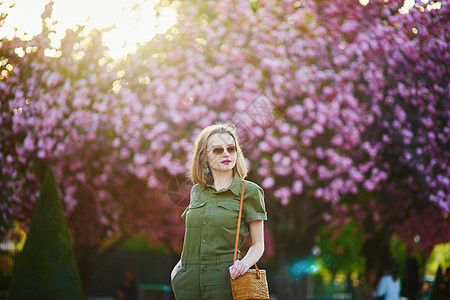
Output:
[211, 146, 237, 156]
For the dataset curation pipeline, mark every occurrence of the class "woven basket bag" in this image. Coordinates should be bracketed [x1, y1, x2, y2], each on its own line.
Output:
[230, 182, 270, 300]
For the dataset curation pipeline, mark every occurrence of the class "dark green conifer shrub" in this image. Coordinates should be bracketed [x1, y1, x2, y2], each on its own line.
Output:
[8, 167, 83, 300]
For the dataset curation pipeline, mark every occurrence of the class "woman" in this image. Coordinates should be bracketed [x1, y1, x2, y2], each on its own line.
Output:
[171, 123, 267, 299]
[372, 262, 401, 300]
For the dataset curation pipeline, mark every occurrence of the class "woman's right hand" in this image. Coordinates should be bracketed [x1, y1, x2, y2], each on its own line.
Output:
[171, 264, 181, 281]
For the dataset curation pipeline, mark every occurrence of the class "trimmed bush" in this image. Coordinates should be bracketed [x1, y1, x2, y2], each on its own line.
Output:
[8, 167, 83, 300]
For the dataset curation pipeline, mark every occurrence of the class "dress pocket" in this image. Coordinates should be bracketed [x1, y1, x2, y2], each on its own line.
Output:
[213, 200, 241, 228]
[185, 201, 207, 227]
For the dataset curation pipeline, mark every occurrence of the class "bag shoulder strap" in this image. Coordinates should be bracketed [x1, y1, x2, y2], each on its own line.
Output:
[233, 181, 259, 270]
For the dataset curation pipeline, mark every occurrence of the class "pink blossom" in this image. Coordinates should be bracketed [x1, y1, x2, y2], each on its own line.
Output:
[286, 105, 304, 121]
[315, 188, 324, 198]
[289, 150, 300, 160]
[37, 150, 45, 159]
[75, 172, 86, 182]
[274, 187, 291, 205]
[292, 180, 303, 194]
[331, 135, 344, 146]
[333, 55, 349, 66]
[272, 152, 283, 164]
[257, 167, 270, 177]
[259, 141, 272, 152]
[23, 135, 35, 151]
[278, 123, 291, 135]
[349, 168, 364, 183]
[318, 166, 332, 180]
[312, 123, 324, 134]
[363, 180, 375, 192]
[322, 213, 332, 222]
[133, 153, 147, 166]
[119, 148, 131, 160]
[341, 20, 360, 33]
[261, 177, 275, 189]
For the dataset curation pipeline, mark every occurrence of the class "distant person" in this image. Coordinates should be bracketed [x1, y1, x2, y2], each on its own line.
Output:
[422, 281, 432, 300]
[430, 265, 444, 300]
[372, 261, 401, 300]
[443, 267, 450, 299]
[403, 248, 421, 300]
[117, 269, 139, 300]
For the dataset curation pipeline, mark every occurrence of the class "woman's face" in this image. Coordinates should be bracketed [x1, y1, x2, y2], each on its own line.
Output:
[206, 133, 237, 174]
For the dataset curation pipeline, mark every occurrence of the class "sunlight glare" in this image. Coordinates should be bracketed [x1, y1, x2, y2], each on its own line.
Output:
[398, 0, 416, 14]
[427, 1, 441, 10]
[102, 1, 159, 58]
[0, 0, 46, 41]
[359, 0, 370, 6]
[156, 7, 178, 34]
[0, 0, 178, 59]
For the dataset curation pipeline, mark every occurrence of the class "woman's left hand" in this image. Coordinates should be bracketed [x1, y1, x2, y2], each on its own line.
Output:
[229, 260, 250, 280]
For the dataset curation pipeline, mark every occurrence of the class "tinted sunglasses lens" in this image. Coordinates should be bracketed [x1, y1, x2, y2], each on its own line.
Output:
[213, 147, 224, 155]
[227, 146, 237, 154]
[212, 146, 237, 155]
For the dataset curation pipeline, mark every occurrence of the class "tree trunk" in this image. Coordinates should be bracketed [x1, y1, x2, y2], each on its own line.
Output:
[76, 245, 94, 294]
[75, 236, 128, 294]
[361, 228, 392, 278]
[269, 230, 317, 300]
[266, 192, 326, 300]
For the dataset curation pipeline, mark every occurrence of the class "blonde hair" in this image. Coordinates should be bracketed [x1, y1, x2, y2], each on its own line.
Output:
[190, 123, 248, 185]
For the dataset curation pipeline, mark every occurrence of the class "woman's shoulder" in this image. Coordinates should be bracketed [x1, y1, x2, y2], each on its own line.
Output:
[244, 179, 263, 190]
[242, 179, 267, 217]
[190, 183, 203, 197]
[243, 180, 264, 196]
[191, 183, 201, 191]
[189, 184, 206, 204]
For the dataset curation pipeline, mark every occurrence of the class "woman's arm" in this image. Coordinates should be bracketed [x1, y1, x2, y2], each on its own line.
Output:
[229, 220, 265, 279]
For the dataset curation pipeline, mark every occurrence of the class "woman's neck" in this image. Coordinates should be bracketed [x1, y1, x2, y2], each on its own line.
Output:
[211, 170, 233, 191]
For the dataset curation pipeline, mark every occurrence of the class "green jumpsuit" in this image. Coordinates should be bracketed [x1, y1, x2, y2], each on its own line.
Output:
[171, 172, 267, 299]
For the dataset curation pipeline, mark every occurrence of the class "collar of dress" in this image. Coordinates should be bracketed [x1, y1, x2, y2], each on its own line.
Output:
[202, 172, 243, 197]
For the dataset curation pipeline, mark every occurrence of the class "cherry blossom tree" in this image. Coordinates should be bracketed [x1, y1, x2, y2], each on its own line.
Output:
[1, 0, 448, 297]
[0, 3, 185, 289]
[119, 0, 449, 296]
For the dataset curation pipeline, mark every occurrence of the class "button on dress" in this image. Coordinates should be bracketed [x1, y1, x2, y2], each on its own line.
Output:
[171, 173, 267, 299]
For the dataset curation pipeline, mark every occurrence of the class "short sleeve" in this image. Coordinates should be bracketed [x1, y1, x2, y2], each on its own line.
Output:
[243, 182, 267, 223]
[181, 184, 200, 220]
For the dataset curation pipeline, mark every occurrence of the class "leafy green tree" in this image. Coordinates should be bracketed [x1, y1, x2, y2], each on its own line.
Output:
[8, 167, 83, 300]
[316, 221, 365, 276]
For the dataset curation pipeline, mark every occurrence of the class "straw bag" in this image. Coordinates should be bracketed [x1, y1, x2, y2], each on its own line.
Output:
[230, 182, 270, 300]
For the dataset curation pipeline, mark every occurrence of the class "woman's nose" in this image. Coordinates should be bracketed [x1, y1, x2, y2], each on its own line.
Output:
[222, 149, 231, 156]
